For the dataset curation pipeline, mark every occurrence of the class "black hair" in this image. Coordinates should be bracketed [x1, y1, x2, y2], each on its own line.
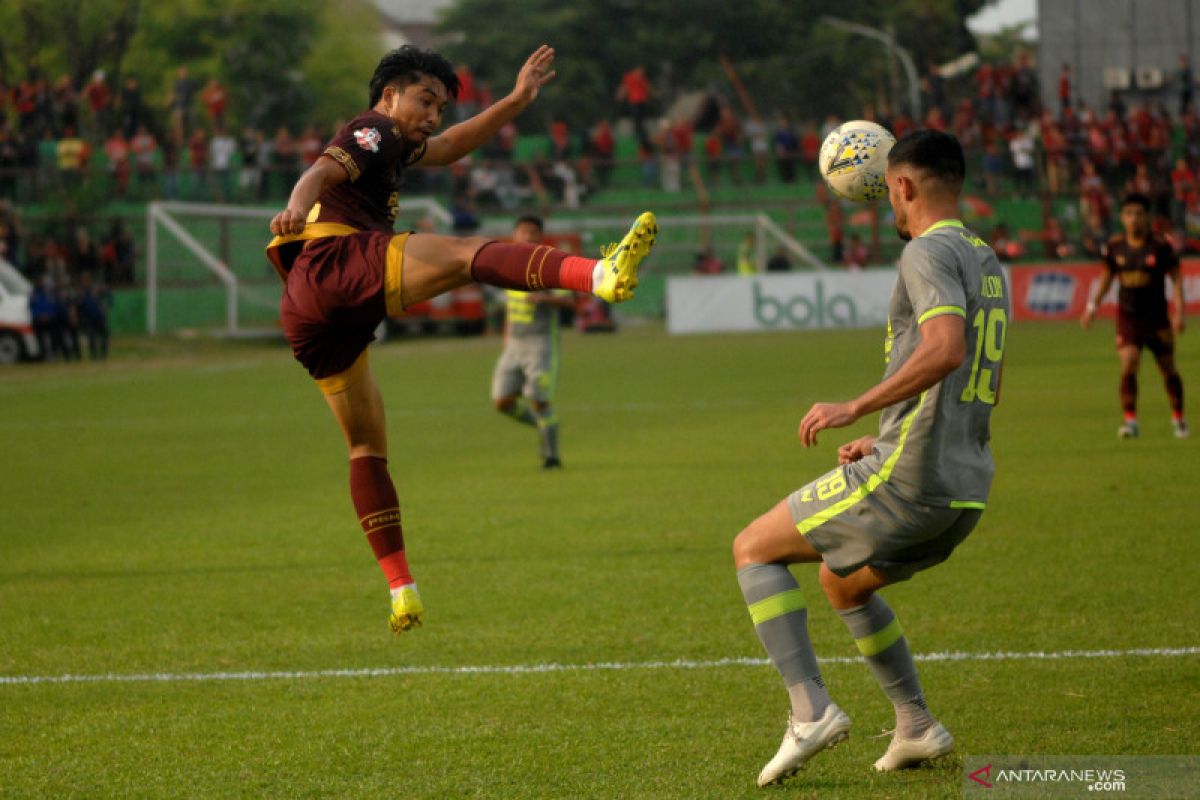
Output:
[368, 46, 460, 107]
[1120, 192, 1151, 211]
[514, 215, 544, 232]
[887, 129, 965, 188]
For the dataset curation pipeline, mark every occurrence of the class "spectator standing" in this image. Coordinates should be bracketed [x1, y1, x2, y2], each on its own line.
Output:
[1008, 126, 1036, 197]
[617, 65, 654, 149]
[200, 78, 228, 129]
[187, 127, 208, 199]
[454, 64, 479, 121]
[118, 77, 143, 139]
[745, 115, 770, 184]
[103, 130, 132, 196]
[100, 220, 135, 285]
[800, 122, 820, 179]
[208, 125, 237, 200]
[239, 127, 264, 198]
[773, 114, 799, 183]
[130, 124, 158, 195]
[83, 70, 110, 140]
[591, 119, 615, 187]
[76, 272, 113, 360]
[168, 66, 198, 139]
[271, 126, 296, 195]
[1058, 63, 1072, 114]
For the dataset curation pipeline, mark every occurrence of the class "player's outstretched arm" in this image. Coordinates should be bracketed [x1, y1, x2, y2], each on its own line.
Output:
[419, 45, 557, 167]
[269, 157, 347, 236]
[799, 314, 965, 447]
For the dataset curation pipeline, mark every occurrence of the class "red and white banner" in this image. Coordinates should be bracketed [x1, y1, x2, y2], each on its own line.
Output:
[1008, 261, 1200, 321]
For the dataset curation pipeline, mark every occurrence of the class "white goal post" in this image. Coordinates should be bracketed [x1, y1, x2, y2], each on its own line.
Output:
[144, 199, 452, 335]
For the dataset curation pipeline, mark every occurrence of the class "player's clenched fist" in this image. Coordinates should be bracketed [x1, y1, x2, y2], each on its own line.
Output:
[270, 208, 307, 236]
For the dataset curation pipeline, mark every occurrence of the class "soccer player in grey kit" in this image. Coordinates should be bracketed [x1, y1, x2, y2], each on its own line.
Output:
[491, 216, 575, 468]
[732, 129, 1010, 786]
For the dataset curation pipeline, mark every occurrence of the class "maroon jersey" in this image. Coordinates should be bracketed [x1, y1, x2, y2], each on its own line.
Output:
[1101, 233, 1178, 321]
[316, 110, 427, 233]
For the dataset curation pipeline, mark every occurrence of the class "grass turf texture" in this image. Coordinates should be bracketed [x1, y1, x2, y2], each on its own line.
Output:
[1, 321, 1197, 798]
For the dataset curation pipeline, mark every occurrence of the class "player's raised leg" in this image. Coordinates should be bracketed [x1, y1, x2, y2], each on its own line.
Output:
[733, 501, 851, 787]
[320, 354, 423, 633]
[820, 564, 953, 771]
[396, 211, 658, 309]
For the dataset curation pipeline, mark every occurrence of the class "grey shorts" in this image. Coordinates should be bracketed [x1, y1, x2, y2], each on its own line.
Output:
[491, 340, 557, 403]
[786, 462, 982, 582]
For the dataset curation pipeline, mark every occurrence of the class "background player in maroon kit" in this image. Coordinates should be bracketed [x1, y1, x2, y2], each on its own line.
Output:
[266, 44, 657, 633]
[1081, 193, 1188, 438]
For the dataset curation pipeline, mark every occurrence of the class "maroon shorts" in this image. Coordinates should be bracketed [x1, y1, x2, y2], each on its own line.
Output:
[280, 231, 406, 381]
[1116, 314, 1174, 357]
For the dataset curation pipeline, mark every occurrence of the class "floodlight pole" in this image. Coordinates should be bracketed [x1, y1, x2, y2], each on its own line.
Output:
[819, 15, 922, 121]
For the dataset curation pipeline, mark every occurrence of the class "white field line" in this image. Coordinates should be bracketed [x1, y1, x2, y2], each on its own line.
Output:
[2, 647, 1197, 687]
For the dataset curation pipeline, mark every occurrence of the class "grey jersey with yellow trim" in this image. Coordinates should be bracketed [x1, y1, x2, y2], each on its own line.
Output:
[871, 219, 1010, 506]
[504, 289, 569, 340]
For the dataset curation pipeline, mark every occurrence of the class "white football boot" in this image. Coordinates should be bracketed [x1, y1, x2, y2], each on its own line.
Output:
[873, 721, 954, 771]
[756, 703, 851, 787]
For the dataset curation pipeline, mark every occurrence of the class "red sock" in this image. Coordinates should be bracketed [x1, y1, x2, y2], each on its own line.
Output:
[349, 456, 412, 588]
[1120, 374, 1137, 420]
[470, 242, 596, 292]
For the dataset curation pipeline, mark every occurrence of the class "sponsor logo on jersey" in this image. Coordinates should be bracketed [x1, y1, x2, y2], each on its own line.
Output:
[354, 127, 382, 153]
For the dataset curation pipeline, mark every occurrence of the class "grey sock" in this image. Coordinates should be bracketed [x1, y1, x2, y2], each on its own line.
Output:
[737, 563, 831, 722]
[837, 594, 932, 738]
[535, 409, 559, 460]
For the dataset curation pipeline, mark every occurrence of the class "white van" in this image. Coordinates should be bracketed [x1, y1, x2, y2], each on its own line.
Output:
[0, 258, 40, 363]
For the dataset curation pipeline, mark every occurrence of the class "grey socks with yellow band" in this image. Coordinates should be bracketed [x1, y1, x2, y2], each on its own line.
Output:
[837, 594, 933, 738]
[737, 563, 831, 722]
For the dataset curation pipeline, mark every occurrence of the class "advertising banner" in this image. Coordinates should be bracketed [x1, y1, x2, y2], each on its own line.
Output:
[666, 272, 898, 334]
[1008, 261, 1200, 321]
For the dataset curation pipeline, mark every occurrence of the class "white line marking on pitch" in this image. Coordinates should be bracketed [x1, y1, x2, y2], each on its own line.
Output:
[1, 647, 1196, 686]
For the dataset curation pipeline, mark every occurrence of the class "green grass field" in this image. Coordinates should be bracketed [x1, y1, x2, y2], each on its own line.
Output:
[2, 321, 1198, 799]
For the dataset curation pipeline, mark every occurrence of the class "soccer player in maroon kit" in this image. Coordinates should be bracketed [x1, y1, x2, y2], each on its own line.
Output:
[1081, 193, 1188, 439]
[267, 44, 657, 633]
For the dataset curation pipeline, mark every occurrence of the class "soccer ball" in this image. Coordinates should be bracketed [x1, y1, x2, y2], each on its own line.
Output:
[818, 120, 896, 202]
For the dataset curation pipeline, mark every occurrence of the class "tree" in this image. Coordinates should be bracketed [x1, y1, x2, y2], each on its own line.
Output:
[436, 0, 989, 126]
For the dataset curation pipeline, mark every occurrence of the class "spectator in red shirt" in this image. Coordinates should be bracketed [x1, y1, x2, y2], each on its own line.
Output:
[201, 78, 228, 129]
[83, 70, 110, 140]
[454, 64, 478, 121]
[591, 119, 615, 186]
[617, 65, 654, 149]
[799, 122, 820, 179]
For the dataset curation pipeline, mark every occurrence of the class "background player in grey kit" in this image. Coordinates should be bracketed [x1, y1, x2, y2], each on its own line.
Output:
[491, 216, 576, 468]
[731, 129, 1010, 787]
